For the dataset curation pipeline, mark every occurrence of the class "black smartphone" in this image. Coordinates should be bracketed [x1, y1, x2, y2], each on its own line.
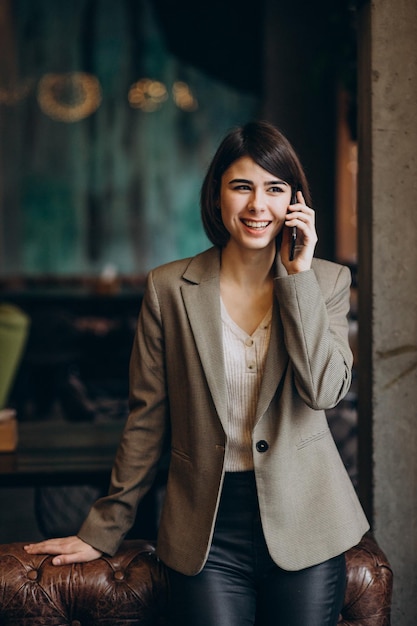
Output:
[289, 191, 297, 261]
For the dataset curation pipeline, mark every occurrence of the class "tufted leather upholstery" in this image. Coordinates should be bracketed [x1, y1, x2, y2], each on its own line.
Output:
[0, 534, 391, 625]
[0, 540, 168, 625]
[340, 534, 393, 625]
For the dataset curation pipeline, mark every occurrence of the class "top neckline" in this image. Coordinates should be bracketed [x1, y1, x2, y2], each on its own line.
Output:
[220, 297, 272, 340]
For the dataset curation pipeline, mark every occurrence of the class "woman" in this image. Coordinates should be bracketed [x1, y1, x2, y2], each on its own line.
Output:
[25, 121, 369, 625]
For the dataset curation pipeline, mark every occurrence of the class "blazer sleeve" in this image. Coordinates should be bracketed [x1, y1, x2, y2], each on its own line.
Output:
[77, 270, 169, 556]
[273, 263, 353, 410]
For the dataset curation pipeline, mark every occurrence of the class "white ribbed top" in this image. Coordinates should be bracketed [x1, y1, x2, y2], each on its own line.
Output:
[221, 298, 272, 471]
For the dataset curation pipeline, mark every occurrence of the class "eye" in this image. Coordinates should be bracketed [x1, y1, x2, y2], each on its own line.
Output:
[267, 185, 286, 193]
[232, 184, 251, 191]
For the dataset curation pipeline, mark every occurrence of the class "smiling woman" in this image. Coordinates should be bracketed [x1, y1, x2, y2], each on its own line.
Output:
[25, 121, 369, 626]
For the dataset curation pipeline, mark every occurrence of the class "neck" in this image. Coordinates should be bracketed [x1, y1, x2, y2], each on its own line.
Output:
[220, 242, 276, 287]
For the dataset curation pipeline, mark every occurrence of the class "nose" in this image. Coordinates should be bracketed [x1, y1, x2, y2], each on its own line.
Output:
[248, 188, 266, 212]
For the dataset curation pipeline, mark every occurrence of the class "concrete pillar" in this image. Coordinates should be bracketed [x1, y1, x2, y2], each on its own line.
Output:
[357, 1, 417, 623]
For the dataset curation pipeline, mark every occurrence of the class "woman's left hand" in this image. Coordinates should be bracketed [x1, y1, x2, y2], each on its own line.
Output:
[281, 191, 318, 274]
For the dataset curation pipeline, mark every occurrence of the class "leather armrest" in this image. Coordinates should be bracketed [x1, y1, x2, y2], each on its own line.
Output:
[0, 539, 168, 625]
[340, 534, 393, 625]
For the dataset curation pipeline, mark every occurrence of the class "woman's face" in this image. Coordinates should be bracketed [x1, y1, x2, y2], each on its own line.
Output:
[219, 156, 292, 253]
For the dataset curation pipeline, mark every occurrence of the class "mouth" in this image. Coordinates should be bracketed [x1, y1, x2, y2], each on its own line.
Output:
[241, 219, 271, 230]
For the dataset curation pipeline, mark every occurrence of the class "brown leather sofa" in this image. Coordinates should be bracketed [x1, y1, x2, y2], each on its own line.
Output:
[0, 534, 392, 625]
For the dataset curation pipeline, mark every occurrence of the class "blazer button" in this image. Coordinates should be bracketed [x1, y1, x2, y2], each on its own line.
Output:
[256, 440, 269, 453]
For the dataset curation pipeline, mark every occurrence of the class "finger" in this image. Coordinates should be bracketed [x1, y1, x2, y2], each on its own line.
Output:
[51, 553, 76, 566]
[296, 190, 305, 204]
[287, 206, 315, 228]
[24, 537, 78, 554]
[24, 542, 63, 555]
[285, 210, 307, 228]
[51, 551, 96, 566]
[57, 544, 102, 564]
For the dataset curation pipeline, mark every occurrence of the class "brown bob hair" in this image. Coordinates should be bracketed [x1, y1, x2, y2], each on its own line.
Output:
[201, 120, 312, 248]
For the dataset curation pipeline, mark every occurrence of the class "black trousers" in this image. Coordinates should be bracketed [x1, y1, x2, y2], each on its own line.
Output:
[167, 471, 346, 626]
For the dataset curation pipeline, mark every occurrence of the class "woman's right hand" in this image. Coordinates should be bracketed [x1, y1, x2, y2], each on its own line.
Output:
[24, 535, 102, 565]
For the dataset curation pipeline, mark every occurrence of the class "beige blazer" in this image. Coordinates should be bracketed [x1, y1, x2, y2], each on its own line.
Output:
[79, 246, 369, 574]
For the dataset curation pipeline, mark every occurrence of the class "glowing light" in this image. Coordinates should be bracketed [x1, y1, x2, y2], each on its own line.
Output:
[128, 79, 168, 112]
[172, 81, 198, 112]
[37, 72, 102, 122]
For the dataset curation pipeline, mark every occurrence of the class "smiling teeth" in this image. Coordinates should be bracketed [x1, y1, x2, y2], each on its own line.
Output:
[243, 220, 270, 229]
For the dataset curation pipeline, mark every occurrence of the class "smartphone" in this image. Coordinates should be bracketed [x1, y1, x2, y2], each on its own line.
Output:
[289, 191, 297, 261]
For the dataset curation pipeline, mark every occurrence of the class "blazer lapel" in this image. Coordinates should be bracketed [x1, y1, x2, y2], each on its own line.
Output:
[255, 303, 288, 423]
[255, 253, 289, 423]
[181, 248, 229, 433]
